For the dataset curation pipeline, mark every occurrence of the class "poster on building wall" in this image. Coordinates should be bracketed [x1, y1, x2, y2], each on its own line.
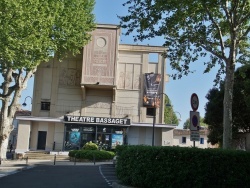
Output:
[69, 131, 80, 146]
[111, 134, 123, 149]
[143, 73, 162, 108]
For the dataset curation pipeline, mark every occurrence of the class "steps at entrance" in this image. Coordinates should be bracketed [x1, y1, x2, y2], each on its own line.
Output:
[24, 151, 69, 161]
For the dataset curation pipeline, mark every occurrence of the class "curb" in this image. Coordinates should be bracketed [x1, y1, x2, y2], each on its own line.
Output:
[112, 182, 138, 188]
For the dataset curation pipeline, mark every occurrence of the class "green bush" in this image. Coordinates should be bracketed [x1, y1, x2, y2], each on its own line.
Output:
[68, 150, 78, 157]
[68, 149, 115, 161]
[82, 141, 98, 150]
[116, 145, 250, 188]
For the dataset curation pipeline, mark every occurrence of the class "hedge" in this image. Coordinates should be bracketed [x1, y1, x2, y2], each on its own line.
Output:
[115, 145, 250, 188]
[68, 150, 115, 161]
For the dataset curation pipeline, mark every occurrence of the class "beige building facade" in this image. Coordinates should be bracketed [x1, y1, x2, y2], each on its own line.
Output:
[16, 24, 175, 153]
[172, 129, 213, 149]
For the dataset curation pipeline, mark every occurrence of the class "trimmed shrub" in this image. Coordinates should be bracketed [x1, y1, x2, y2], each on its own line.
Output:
[68, 150, 78, 157]
[82, 141, 98, 150]
[68, 149, 115, 161]
[116, 145, 250, 188]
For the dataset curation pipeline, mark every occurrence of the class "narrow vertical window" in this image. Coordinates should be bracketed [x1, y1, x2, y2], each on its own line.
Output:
[182, 137, 186, 144]
[200, 138, 204, 144]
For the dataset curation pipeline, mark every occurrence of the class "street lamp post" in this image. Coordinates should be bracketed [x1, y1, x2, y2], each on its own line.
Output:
[151, 92, 175, 146]
[175, 111, 182, 121]
[22, 96, 32, 109]
[152, 92, 167, 146]
[152, 106, 156, 146]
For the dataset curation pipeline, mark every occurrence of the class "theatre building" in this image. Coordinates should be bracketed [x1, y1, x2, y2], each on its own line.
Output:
[15, 24, 175, 153]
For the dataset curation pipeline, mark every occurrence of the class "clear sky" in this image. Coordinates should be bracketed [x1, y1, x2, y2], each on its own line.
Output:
[21, 0, 219, 128]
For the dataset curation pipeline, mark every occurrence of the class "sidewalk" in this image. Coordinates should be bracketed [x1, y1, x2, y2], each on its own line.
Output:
[1, 158, 113, 167]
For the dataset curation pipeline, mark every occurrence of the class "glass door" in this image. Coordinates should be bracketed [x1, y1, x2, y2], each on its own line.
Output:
[97, 133, 111, 150]
[81, 133, 95, 148]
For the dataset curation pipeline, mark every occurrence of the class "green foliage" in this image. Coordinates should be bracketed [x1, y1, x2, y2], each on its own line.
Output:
[164, 96, 179, 125]
[204, 65, 250, 146]
[233, 65, 250, 132]
[82, 141, 98, 150]
[68, 150, 78, 157]
[116, 145, 250, 188]
[119, 0, 250, 80]
[0, 0, 96, 69]
[68, 150, 115, 161]
[183, 118, 190, 129]
[204, 86, 224, 145]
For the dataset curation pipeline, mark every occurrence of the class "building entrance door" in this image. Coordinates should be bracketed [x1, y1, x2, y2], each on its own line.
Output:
[37, 131, 47, 150]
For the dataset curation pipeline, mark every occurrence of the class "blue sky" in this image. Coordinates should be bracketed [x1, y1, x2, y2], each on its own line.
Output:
[22, 0, 219, 128]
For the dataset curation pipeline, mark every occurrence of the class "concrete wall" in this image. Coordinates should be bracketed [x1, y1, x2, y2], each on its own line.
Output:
[172, 129, 211, 148]
[162, 128, 174, 146]
[15, 120, 31, 153]
[53, 123, 65, 151]
[127, 126, 168, 146]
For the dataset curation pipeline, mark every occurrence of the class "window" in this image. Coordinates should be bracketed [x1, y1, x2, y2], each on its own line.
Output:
[41, 102, 50, 111]
[200, 138, 204, 144]
[149, 53, 158, 63]
[146, 108, 156, 116]
[182, 137, 186, 144]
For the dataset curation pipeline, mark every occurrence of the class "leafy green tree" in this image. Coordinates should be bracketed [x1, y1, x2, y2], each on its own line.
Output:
[233, 65, 250, 132]
[204, 86, 224, 146]
[118, 0, 250, 149]
[204, 65, 250, 146]
[164, 96, 179, 125]
[0, 0, 96, 159]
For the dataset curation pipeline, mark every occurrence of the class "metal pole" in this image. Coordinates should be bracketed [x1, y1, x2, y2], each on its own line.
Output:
[74, 154, 76, 165]
[193, 141, 195, 147]
[53, 142, 55, 151]
[152, 107, 156, 146]
[54, 154, 56, 165]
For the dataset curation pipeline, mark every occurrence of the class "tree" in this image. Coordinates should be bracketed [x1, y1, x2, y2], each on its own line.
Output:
[183, 117, 208, 129]
[204, 65, 250, 146]
[0, 0, 96, 159]
[164, 96, 179, 125]
[118, 0, 250, 149]
[204, 87, 224, 146]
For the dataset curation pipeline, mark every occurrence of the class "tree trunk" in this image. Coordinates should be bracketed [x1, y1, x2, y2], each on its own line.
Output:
[0, 68, 35, 159]
[223, 63, 235, 149]
[0, 135, 10, 159]
[0, 118, 12, 159]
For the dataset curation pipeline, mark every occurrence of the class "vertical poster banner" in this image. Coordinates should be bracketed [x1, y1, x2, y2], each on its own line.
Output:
[69, 131, 80, 147]
[143, 73, 162, 108]
[111, 134, 123, 149]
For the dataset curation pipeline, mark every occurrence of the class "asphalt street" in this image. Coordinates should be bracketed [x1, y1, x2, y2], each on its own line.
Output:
[0, 164, 118, 188]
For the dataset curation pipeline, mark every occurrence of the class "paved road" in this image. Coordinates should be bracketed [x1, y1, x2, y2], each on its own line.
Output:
[0, 165, 117, 188]
[100, 164, 119, 186]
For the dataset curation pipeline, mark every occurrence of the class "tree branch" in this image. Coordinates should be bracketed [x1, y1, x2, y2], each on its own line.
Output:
[202, 3, 227, 60]
[239, 26, 250, 41]
[221, 1, 231, 23]
[8, 68, 36, 119]
[199, 43, 226, 61]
